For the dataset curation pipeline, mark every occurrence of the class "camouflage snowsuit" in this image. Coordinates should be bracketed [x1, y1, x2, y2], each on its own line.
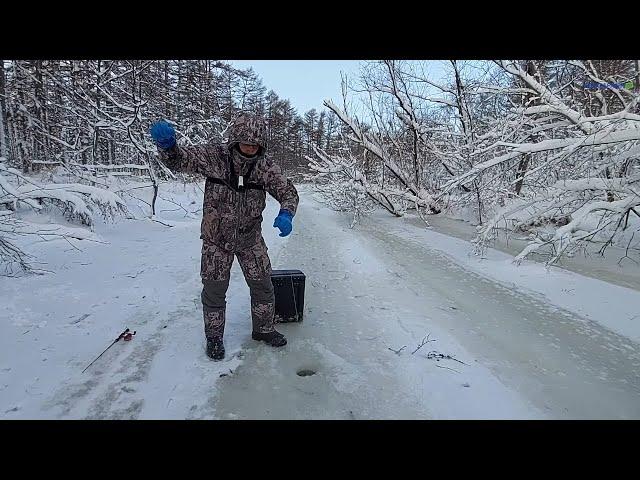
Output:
[159, 115, 299, 340]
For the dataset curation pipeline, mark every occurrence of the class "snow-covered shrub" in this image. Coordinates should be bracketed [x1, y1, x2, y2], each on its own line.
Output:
[0, 161, 128, 275]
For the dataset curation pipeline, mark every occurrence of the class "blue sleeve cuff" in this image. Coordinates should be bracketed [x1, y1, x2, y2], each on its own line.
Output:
[157, 138, 176, 150]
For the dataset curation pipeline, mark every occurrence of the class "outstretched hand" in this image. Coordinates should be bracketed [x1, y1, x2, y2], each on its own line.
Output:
[273, 209, 293, 237]
[150, 120, 176, 149]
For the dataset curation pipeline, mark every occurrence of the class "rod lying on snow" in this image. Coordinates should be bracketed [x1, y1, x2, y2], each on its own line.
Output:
[82, 328, 136, 373]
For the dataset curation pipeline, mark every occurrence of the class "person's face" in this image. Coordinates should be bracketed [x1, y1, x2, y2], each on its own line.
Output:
[238, 143, 259, 156]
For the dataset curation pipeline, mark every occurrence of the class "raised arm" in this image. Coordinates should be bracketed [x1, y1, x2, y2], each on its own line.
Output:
[150, 120, 225, 176]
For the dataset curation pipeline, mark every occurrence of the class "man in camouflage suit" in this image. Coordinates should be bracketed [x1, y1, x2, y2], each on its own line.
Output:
[150, 113, 299, 360]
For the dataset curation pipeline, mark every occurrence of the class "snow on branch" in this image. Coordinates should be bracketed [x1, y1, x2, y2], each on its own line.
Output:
[0, 165, 126, 275]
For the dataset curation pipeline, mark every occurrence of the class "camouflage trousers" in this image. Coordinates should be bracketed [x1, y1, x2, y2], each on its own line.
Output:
[200, 237, 275, 340]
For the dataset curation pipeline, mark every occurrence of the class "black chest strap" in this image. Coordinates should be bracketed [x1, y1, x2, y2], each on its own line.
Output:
[207, 177, 264, 191]
[207, 155, 264, 192]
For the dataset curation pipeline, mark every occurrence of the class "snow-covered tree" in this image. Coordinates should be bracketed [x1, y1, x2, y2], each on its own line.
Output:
[309, 60, 640, 265]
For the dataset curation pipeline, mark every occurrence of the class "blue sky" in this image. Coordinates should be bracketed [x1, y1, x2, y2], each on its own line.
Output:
[228, 60, 451, 116]
[228, 60, 364, 114]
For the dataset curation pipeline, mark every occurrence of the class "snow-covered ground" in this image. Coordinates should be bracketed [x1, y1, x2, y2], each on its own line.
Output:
[2, 182, 640, 419]
[417, 213, 640, 293]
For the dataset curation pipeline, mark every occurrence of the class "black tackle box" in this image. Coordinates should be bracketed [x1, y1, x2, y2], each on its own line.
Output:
[271, 269, 305, 323]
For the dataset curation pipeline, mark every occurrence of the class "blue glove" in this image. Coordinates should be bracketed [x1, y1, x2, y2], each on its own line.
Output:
[273, 209, 293, 237]
[150, 120, 176, 149]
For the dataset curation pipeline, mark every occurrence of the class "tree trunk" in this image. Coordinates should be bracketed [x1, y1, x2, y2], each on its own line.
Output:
[0, 59, 7, 160]
[34, 60, 51, 163]
[164, 60, 171, 118]
[15, 62, 31, 172]
[605, 165, 615, 202]
[513, 61, 539, 195]
[514, 153, 530, 196]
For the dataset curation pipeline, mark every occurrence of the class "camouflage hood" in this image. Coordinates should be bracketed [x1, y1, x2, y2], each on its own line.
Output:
[227, 113, 267, 153]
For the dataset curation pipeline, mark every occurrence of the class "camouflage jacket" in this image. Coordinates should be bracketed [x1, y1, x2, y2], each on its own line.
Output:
[159, 134, 299, 253]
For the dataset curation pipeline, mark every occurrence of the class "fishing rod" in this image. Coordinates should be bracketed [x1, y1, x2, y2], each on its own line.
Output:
[82, 328, 136, 373]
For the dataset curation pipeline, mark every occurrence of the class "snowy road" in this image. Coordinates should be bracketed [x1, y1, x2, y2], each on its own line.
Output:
[2, 184, 640, 419]
[349, 213, 640, 419]
[215, 191, 640, 419]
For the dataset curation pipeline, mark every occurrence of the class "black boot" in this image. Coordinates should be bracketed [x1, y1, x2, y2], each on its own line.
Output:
[206, 337, 225, 360]
[252, 329, 287, 347]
